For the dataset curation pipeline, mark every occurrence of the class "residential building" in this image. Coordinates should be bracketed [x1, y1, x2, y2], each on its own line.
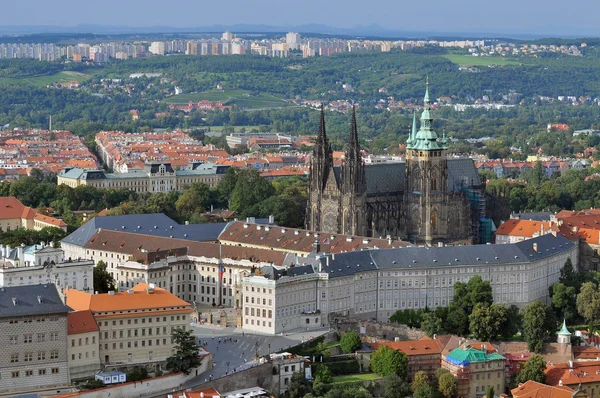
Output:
[57, 162, 228, 192]
[271, 353, 306, 393]
[67, 310, 101, 380]
[0, 284, 70, 394]
[442, 342, 505, 398]
[65, 283, 192, 371]
[0, 196, 67, 232]
[546, 361, 600, 398]
[496, 219, 551, 244]
[512, 380, 588, 398]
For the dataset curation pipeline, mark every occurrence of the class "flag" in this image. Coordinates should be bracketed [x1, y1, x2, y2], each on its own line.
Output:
[219, 263, 224, 281]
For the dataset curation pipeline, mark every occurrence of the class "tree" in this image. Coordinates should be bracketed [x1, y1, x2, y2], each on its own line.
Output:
[560, 258, 579, 288]
[287, 371, 311, 398]
[500, 305, 522, 339]
[93, 260, 116, 294]
[230, 169, 275, 217]
[486, 386, 495, 398]
[175, 182, 210, 218]
[315, 364, 333, 384]
[413, 385, 435, 398]
[469, 303, 507, 341]
[522, 300, 557, 353]
[384, 373, 410, 398]
[446, 305, 469, 336]
[517, 354, 546, 384]
[165, 328, 201, 375]
[551, 282, 577, 322]
[421, 311, 444, 337]
[438, 372, 458, 398]
[411, 371, 430, 393]
[340, 330, 362, 354]
[577, 282, 600, 323]
[370, 346, 408, 378]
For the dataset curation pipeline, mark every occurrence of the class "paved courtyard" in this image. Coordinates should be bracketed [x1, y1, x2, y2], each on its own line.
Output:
[182, 324, 329, 388]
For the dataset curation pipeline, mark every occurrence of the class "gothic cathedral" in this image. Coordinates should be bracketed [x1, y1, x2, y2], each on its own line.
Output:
[306, 82, 486, 246]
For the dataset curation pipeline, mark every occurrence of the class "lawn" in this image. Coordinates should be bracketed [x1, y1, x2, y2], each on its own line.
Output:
[162, 89, 291, 109]
[443, 54, 521, 67]
[0, 71, 93, 87]
[331, 373, 381, 383]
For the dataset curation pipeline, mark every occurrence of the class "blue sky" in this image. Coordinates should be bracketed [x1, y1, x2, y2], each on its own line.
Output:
[3, 0, 598, 35]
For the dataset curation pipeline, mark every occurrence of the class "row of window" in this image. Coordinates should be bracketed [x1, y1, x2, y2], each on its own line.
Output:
[71, 336, 96, 347]
[103, 339, 169, 349]
[8, 316, 59, 324]
[100, 315, 185, 327]
[245, 308, 273, 318]
[10, 368, 59, 378]
[10, 350, 59, 362]
[245, 296, 272, 305]
[9, 332, 60, 344]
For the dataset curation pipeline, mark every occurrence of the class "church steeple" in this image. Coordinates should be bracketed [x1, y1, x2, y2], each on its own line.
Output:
[407, 111, 417, 149]
[342, 106, 366, 195]
[413, 80, 442, 151]
[311, 105, 333, 191]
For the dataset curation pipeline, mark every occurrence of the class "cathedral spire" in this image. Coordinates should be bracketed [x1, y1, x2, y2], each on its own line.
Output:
[424, 76, 430, 104]
[413, 80, 441, 151]
[407, 110, 417, 149]
[311, 105, 333, 191]
[342, 105, 365, 196]
[347, 105, 360, 161]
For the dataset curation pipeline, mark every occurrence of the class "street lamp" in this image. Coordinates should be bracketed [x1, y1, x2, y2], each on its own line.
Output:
[226, 361, 230, 373]
[268, 344, 271, 355]
[281, 321, 287, 336]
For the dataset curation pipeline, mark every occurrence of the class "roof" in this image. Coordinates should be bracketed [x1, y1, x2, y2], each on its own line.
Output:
[497, 219, 550, 237]
[512, 380, 577, 398]
[67, 310, 100, 335]
[572, 346, 600, 361]
[83, 229, 290, 265]
[446, 344, 505, 365]
[62, 213, 234, 247]
[558, 319, 572, 336]
[34, 213, 67, 227]
[372, 338, 442, 356]
[546, 361, 600, 386]
[65, 283, 191, 313]
[315, 233, 574, 279]
[0, 196, 28, 220]
[184, 388, 221, 398]
[0, 284, 69, 318]
[219, 221, 410, 255]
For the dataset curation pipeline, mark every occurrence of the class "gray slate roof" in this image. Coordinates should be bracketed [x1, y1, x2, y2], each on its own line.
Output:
[313, 233, 575, 279]
[62, 213, 272, 248]
[0, 284, 69, 318]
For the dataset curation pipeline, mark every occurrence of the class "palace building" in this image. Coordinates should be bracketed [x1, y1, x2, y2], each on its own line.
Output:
[306, 83, 488, 245]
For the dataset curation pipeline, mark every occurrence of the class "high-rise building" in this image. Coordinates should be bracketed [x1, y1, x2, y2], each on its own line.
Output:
[286, 32, 301, 50]
[149, 41, 166, 55]
[222, 31, 233, 41]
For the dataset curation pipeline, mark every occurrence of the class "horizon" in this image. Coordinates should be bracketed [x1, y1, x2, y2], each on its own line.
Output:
[2, 0, 600, 37]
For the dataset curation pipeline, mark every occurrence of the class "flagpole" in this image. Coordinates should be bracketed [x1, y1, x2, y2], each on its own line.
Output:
[219, 243, 223, 307]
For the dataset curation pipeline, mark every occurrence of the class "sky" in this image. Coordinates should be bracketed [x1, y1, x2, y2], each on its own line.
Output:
[3, 0, 599, 36]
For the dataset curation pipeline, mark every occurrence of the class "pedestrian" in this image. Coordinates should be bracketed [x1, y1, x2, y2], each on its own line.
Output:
[216, 346, 219, 351]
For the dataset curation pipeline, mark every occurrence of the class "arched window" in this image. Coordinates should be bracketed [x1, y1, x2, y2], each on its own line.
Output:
[431, 209, 437, 232]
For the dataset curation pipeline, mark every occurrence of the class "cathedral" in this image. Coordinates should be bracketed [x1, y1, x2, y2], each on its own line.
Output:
[306, 83, 487, 245]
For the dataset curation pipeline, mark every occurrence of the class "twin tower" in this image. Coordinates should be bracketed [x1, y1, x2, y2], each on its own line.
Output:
[306, 83, 481, 245]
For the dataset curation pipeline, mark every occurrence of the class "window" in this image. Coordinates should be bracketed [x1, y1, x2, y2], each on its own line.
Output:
[38, 351, 46, 360]
[38, 369, 46, 375]
[25, 370, 33, 377]
[24, 353, 32, 362]
[50, 350, 59, 359]
[37, 333, 46, 343]
[10, 353, 19, 363]
[23, 334, 32, 343]
[9, 335, 17, 344]
[11, 371, 19, 378]
[50, 332, 59, 341]
[51, 368, 60, 374]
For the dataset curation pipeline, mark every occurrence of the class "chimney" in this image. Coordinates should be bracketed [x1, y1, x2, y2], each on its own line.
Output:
[569, 360, 574, 369]
[12, 297, 17, 306]
[269, 215, 275, 224]
[108, 291, 115, 296]
[533, 243, 538, 253]
[37, 295, 42, 304]
[313, 239, 321, 253]
[127, 289, 134, 294]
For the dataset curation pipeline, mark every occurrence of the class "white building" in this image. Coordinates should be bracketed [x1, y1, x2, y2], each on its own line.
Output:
[0, 245, 94, 291]
[240, 233, 578, 334]
[149, 41, 166, 55]
[286, 32, 301, 50]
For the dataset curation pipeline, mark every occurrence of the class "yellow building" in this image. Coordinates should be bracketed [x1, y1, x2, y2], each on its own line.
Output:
[57, 162, 227, 193]
[0, 196, 67, 232]
[67, 310, 101, 380]
[65, 283, 192, 372]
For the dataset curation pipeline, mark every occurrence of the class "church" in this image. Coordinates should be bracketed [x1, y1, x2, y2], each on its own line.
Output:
[306, 83, 488, 245]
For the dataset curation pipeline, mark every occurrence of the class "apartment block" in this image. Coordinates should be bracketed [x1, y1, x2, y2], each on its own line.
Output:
[0, 284, 70, 394]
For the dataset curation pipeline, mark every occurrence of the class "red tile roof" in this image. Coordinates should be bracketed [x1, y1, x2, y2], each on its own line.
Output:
[67, 310, 100, 335]
[512, 380, 579, 398]
[371, 339, 442, 356]
[496, 219, 551, 237]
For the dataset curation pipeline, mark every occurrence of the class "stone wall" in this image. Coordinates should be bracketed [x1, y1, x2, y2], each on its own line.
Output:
[189, 363, 278, 395]
[334, 319, 425, 341]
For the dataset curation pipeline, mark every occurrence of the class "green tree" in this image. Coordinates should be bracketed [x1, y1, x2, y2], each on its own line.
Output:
[438, 372, 458, 398]
[413, 385, 435, 398]
[501, 305, 522, 339]
[175, 182, 210, 218]
[340, 330, 362, 354]
[287, 371, 312, 398]
[93, 260, 116, 294]
[550, 282, 577, 322]
[165, 328, 201, 375]
[315, 364, 333, 384]
[420, 311, 444, 337]
[230, 169, 275, 217]
[522, 300, 557, 353]
[577, 282, 600, 323]
[486, 386, 495, 398]
[384, 373, 410, 398]
[469, 303, 507, 341]
[370, 346, 408, 378]
[411, 371, 430, 393]
[517, 354, 546, 384]
[446, 305, 469, 336]
[560, 258, 579, 288]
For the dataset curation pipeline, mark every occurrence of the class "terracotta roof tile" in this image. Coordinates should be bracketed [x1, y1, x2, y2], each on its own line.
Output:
[512, 380, 578, 398]
[67, 310, 100, 335]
